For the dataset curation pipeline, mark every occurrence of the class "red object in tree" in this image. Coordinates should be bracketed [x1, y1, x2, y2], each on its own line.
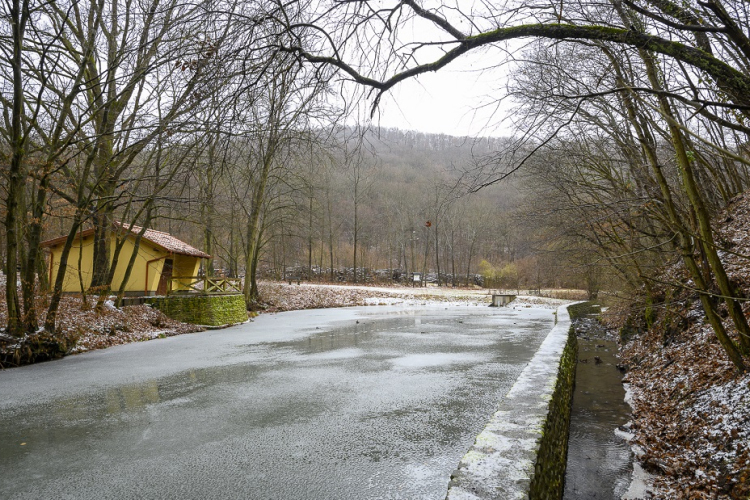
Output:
[425, 221, 432, 227]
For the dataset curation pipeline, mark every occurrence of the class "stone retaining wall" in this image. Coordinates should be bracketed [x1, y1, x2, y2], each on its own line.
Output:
[145, 294, 248, 327]
[445, 304, 578, 500]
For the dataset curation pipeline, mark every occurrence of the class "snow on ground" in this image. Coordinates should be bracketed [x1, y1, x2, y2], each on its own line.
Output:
[259, 281, 576, 312]
[621, 327, 750, 498]
[258, 281, 493, 311]
[616, 298, 750, 499]
[0, 293, 204, 360]
[611, 191, 750, 499]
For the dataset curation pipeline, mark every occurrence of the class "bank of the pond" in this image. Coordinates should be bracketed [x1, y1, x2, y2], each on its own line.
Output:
[613, 296, 750, 499]
[446, 303, 577, 499]
[609, 192, 750, 499]
[1, 282, 577, 368]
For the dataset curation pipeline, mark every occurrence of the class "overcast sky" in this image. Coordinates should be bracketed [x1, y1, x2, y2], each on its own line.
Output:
[373, 63, 513, 137]
[342, 43, 518, 138]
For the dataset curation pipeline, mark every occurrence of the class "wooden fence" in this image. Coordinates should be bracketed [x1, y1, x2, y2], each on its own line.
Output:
[168, 276, 242, 295]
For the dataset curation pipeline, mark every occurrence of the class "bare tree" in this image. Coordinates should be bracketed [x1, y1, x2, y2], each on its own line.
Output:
[273, 0, 750, 370]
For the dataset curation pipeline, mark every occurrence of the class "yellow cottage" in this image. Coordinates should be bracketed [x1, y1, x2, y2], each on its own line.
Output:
[42, 223, 211, 295]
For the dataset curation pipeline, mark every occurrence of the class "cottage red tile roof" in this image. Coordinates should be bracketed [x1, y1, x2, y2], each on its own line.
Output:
[123, 224, 211, 259]
[41, 222, 211, 259]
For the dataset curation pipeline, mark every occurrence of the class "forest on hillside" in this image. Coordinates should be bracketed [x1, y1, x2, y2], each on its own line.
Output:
[131, 127, 569, 293]
[2, 0, 750, 374]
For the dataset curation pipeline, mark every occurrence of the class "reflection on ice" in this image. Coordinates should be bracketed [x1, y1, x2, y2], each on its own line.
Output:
[0, 304, 556, 500]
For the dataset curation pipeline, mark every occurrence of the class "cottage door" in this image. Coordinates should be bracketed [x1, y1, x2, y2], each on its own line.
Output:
[157, 259, 173, 295]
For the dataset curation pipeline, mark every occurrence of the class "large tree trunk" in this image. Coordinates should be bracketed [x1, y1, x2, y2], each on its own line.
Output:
[5, 0, 30, 337]
[21, 173, 52, 332]
[90, 204, 113, 290]
[243, 144, 275, 307]
[328, 197, 334, 282]
[434, 220, 440, 286]
[308, 194, 313, 277]
[353, 201, 358, 284]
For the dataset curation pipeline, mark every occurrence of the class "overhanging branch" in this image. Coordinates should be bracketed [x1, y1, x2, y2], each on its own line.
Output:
[282, 23, 750, 114]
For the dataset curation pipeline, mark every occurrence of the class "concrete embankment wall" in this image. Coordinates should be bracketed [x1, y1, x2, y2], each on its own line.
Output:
[446, 304, 578, 500]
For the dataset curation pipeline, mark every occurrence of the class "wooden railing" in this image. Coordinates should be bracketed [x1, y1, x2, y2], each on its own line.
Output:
[168, 276, 242, 295]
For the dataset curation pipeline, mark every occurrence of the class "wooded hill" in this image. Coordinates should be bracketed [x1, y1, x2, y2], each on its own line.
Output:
[41, 126, 552, 292]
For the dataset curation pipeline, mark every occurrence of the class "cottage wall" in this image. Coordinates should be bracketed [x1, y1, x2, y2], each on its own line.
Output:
[116, 237, 166, 293]
[48, 234, 96, 292]
[172, 255, 201, 291]
[48, 235, 175, 293]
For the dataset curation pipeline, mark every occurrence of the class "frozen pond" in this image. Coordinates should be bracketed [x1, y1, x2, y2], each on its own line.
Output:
[0, 304, 556, 499]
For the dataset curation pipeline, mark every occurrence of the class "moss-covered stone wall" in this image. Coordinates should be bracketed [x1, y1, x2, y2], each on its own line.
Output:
[146, 294, 247, 326]
[528, 326, 577, 499]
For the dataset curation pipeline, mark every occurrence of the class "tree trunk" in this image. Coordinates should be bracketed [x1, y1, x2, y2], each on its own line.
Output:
[434, 220, 441, 286]
[353, 199, 358, 284]
[243, 144, 275, 307]
[90, 207, 112, 290]
[45, 216, 84, 333]
[308, 194, 313, 277]
[451, 229, 456, 287]
[21, 172, 52, 332]
[5, 0, 30, 337]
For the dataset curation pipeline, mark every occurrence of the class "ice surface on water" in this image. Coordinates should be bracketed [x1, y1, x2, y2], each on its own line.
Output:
[304, 347, 365, 361]
[391, 352, 488, 369]
[0, 304, 555, 500]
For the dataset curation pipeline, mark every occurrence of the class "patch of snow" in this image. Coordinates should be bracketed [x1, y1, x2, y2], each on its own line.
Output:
[623, 383, 634, 406]
[686, 308, 703, 320]
[615, 426, 635, 442]
[622, 462, 656, 500]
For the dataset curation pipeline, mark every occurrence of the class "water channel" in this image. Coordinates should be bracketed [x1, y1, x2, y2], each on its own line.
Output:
[0, 304, 556, 499]
[563, 316, 633, 499]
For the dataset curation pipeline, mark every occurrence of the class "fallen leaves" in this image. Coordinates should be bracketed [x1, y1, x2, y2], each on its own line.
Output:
[0, 294, 203, 365]
[614, 192, 750, 499]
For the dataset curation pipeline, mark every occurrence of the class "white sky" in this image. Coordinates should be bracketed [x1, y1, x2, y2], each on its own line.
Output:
[372, 69, 512, 137]
[340, 18, 521, 138]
